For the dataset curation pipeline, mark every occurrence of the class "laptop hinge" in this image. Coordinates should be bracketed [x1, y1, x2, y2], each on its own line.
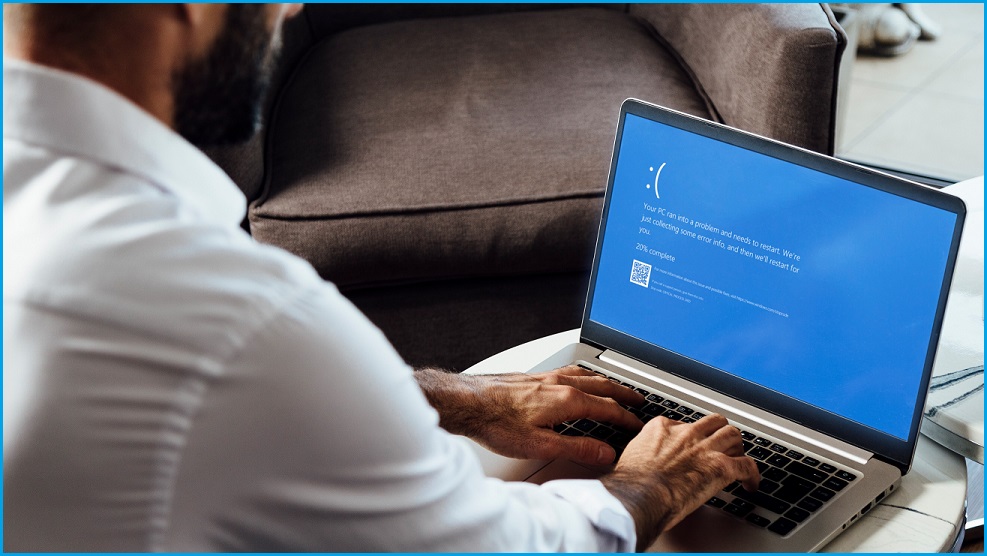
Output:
[599, 350, 872, 467]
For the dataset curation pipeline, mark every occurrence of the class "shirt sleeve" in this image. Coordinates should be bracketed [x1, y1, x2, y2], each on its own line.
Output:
[165, 281, 636, 552]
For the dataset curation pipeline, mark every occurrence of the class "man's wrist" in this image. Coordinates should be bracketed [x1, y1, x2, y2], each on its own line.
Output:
[599, 469, 673, 551]
[414, 367, 489, 437]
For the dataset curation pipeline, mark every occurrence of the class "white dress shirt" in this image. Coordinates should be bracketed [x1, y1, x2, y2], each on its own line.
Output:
[2, 60, 635, 552]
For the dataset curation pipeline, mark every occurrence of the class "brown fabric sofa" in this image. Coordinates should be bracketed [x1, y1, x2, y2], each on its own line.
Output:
[206, 4, 846, 371]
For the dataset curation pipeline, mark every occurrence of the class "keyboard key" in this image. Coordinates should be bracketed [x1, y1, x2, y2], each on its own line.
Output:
[589, 426, 615, 441]
[822, 477, 848, 491]
[621, 382, 634, 388]
[634, 388, 650, 396]
[681, 417, 696, 423]
[646, 394, 664, 403]
[835, 471, 857, 481]
[759, 479, 780, 494]
[743, 440, 754, 453]
[553, 423, 567, 433]
[732, 487, 791, 514]
[574, 419, 597, 432]
[756, 461, 770, 474]
[749, 447, 772, 461]
[774, 476, 815, 504]
[809, 487, 835, 502]
[819, 463, 837, 474]
[641, 403, 663, 417]
[767, 454, 792, 468]
[628, 408, 645, 419]
[802, 457, 821, 467]
[609, 432, 633, 446]
[754, 437, 772, 447]
[768, 517, 798, 536]
[678, 406, 695, 416]
[746, 514, 771, 527]
[740, 431, 756, 441]
[692, 412, 707, 420]
[797, 497, 823, 512]
[661, 400, 679, 410]
[723, 481, 740, 493]
[607, 377, 620, 383]
[723, 502, 753, 517]
[706, 497, 726, 508]
[770, 443, 788, 453]
[785, 507, 811, 523]
[786, 461, 828, 483]
[663, 411, 683, 421]
[786, 450, 804, 460]
[763, 467, 787, 482]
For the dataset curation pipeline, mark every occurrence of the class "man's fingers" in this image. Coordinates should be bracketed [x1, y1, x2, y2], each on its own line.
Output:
[691, 413, 731, 436]
[558, 391, 644, 431]
[556, 375, 645, 406]
[544, 365, 597, 378]
[731, 454, 762, 492]
[536, 366, 646, 406]
[706, 421, 744, 453]
[535, 429, 618, 466]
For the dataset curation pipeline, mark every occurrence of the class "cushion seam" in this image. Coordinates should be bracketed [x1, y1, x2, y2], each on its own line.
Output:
[251, 190, 605, 222]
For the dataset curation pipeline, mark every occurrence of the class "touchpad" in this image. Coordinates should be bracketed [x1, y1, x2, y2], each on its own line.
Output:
[525, 458, 609, 484]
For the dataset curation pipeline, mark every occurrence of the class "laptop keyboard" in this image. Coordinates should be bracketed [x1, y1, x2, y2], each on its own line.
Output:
[556, 364, 860, 537]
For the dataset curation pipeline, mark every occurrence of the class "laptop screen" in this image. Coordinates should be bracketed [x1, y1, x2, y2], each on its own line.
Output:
[586, 108, 962, 444]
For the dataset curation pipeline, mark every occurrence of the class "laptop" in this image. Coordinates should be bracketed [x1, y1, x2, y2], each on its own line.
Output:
[468, 99, 967, 552]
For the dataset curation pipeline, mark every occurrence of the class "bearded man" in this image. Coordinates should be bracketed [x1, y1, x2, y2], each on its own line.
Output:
[3, 4, 757, 551]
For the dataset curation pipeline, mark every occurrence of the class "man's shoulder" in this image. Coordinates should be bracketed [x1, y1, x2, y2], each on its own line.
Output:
[4, 151, 328, 360]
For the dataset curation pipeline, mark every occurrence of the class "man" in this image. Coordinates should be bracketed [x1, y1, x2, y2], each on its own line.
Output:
[3, 4, 759, 551]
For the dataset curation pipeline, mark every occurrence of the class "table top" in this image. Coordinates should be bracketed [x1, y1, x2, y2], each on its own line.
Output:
[466, 329, 968, 552]
[921, 176, 984, 463]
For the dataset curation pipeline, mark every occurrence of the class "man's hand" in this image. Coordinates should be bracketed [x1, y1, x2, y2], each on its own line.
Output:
[601, 414, 760, 551]
[415, 366, 645, 466]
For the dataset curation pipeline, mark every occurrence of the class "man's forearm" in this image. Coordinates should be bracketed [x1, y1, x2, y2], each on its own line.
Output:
[413, 367, 491, 437]
[599, 471, 671, 551]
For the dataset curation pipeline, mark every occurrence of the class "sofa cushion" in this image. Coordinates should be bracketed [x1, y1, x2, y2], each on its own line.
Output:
[251, 8, 711, 289]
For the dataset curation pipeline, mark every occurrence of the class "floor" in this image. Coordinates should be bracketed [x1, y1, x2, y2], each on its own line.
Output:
[964, 459, 984, 552]
[837, 3, 984, 182]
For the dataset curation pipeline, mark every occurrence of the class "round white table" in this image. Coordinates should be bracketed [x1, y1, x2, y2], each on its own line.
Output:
[921, 176, 984, 464]
[466, 329, 969, 552]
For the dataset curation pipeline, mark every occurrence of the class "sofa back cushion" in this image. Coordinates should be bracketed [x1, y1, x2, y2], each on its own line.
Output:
[249, 8, 711, 289]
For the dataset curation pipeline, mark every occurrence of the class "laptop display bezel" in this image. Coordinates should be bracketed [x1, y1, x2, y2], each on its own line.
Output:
[580, 99, 967, 473]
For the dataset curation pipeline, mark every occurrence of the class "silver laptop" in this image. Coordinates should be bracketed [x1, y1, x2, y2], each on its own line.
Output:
[470, 99, 967, 552]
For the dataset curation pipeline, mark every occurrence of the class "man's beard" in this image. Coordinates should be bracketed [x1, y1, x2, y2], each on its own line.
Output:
[172, 5, 280, 147]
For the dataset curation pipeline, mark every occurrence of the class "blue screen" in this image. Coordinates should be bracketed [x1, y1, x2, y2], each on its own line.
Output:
[589, 113, 958, 440]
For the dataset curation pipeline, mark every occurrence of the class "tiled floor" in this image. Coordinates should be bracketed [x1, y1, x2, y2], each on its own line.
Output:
[837, 3, 984, 182]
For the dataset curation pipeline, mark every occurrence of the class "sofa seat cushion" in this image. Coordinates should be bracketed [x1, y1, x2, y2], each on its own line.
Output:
[251, 8, 711, 289]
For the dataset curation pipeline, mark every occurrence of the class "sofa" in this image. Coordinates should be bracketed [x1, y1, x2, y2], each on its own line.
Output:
[205, 4, 847, 371]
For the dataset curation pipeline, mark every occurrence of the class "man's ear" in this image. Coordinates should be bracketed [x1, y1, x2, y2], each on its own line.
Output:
[172, 4, 226, 58]
[175, 4, 208, 26]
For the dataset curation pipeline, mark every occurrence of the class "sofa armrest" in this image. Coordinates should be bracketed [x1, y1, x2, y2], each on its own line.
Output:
[629, 3, 846, 155]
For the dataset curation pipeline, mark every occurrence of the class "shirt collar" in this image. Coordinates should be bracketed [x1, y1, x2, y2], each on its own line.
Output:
[3, 59, 246, 229]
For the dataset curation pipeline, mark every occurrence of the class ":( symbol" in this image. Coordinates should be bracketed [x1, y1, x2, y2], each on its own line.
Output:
[652, 162, 666, 199]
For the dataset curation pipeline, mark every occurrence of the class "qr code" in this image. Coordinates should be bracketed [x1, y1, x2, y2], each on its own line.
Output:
[630, 259, 651, 288]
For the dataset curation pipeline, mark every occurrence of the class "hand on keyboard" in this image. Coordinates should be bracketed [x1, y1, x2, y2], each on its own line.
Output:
[600, 414, 760, 550]
[418, 365, 646, 466]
